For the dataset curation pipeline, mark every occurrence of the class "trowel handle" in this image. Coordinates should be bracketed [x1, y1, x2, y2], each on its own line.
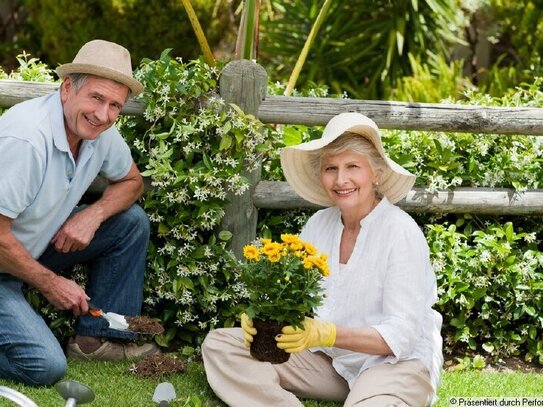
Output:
[158, 402, 169, 407]
[87, 302, 103, 318]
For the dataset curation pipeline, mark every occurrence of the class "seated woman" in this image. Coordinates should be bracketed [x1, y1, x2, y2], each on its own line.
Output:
[202, 112, 443, 406]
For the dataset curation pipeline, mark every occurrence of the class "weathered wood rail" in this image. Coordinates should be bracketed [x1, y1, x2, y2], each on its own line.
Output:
[2, 61, 543, 256]
[3, 80, 543, 134]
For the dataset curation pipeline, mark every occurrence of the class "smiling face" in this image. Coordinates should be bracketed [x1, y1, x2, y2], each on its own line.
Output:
[60, 75, 129, 147]
[319, 150, 379, 217]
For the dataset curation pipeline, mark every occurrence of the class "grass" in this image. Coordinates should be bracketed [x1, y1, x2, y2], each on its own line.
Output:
[1, 360, 543, 406]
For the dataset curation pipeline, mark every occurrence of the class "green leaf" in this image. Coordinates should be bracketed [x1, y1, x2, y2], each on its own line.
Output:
[283, 126, 303, 146]
[218, 230, 233, 241]
[219, 134, 233, 150]
[180, 277, 195, 290]
[482, 343, 494, 353]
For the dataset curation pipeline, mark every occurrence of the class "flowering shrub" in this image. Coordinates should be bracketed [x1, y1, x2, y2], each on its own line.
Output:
[426, 220, 543, 363]
[118, 50, 280, 349]
[240, 234, 329, 328]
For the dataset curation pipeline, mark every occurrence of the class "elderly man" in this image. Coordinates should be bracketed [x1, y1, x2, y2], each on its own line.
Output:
[0, 39, 159, 386]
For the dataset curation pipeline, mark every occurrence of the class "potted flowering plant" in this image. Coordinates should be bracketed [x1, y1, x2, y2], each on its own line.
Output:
[239, 234, 330, 363]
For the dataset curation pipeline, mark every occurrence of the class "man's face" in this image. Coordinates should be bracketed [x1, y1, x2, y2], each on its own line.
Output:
[61, 75, 129, 143]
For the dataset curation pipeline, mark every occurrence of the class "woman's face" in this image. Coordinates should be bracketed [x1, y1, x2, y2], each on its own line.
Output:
[319, 150, 378, 214]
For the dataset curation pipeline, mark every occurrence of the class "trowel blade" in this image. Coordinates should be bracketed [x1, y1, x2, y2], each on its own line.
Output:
[102, 311, 130, 331]
[152, 382, 176, 403]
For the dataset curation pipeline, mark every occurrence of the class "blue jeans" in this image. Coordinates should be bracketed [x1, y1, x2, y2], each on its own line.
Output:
[0, 204, 149, 386]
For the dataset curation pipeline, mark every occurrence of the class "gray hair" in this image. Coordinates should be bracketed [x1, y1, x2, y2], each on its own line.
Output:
[66, 73, 89, 91]
[309, 132, 387, 180]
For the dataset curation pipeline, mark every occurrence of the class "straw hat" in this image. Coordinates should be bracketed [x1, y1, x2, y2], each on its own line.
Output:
[56, 39, 143, 96]
[280, 112, 415, 206]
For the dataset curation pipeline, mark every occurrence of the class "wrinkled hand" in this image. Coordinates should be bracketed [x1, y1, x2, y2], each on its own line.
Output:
[39, 273, 90, 316]
[241, 313, 257, 347]
[275, 317, 336, 353]
[51, 207, 102, 253]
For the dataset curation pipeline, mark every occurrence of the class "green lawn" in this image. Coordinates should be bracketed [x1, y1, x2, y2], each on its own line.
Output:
[1, 359, 543, 406]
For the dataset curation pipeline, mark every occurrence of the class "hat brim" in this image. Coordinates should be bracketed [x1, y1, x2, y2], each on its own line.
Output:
[56, 63, 143, 96]
[280, 114, 415, 206]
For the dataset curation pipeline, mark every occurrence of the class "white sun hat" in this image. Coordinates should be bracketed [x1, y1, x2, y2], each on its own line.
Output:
[56, 39, 144, 96]
[279, 112, 415, 206]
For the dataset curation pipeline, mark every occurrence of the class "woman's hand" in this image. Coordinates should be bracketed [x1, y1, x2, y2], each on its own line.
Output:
[275, 317, 336, 353]
[241, 313, 257, 347]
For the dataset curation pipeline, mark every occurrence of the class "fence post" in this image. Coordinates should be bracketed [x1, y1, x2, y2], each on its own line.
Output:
[219, 59, 268, 258]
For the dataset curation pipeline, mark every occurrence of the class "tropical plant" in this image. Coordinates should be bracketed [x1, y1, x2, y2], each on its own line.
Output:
[460, 0, 543, 96]
[390, 52, 473, 103]
[259, 0, 466, 98]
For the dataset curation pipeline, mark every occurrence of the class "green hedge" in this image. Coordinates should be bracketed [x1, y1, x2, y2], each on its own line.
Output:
[3, 53, 543, 364]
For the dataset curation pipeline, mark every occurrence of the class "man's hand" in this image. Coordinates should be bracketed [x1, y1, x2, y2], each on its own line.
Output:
[241, 313, 257, 347]
[51, 207, 102, 253]
[275, 317, 336, 353]
[39, 273, 90, 316]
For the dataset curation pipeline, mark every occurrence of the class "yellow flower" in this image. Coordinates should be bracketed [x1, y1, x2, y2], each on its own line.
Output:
[261, 242, 282, 256]
[303, 242, 318, 256]
[303, 257, 313, 269]
[320, 264, 330, 277]
[268, 252, 282, 263]
[281, 234, 300, 244]
[289, 241, 303, 251]
[243, 245, 260, 261]
[260, 238, 272, 245]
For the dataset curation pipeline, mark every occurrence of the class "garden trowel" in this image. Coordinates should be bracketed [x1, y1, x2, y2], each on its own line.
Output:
[87, 302, 130, 331]
[152, 382, 176, 406]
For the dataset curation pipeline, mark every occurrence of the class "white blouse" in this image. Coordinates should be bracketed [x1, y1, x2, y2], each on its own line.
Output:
[300, 197, 443, 396]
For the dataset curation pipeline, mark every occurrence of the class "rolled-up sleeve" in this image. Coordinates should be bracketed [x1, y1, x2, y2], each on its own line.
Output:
[371, 222, 430, 359]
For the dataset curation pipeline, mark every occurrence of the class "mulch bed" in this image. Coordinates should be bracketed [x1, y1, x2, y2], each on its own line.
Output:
[130, 353, 186, 379]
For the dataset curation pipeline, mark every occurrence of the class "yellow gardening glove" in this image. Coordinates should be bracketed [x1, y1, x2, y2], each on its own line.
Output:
[241, 313, 257, 347]
[275, 317, 336, 353]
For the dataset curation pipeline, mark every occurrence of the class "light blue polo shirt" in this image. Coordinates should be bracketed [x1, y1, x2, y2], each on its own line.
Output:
[0, 90, 133, 260]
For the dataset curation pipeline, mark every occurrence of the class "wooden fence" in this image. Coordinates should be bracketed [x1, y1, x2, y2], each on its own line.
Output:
[2, 59, 543, 256]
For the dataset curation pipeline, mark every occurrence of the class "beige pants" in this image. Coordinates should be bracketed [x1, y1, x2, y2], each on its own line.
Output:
[202, 328, 434, 407]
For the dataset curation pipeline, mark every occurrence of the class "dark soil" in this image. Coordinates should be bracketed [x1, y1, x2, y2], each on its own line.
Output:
[250, 319, 290, 364]
[130, 353, 186, 379]
[126, 316, 165, 335]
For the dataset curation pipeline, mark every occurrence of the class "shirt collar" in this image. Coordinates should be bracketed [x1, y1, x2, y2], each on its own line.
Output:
[50, 90, 70, 153]
[360, 195, 391, 227]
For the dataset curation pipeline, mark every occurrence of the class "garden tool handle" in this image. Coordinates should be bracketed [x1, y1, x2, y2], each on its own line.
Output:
[87, 301, 103, 317]
[158, 402, 169, 407]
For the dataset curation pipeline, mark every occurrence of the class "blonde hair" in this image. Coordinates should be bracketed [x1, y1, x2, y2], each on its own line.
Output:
[309, 132, 387, 180]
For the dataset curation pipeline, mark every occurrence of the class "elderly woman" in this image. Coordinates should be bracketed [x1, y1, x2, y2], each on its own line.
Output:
[202, 112, 443, 406]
